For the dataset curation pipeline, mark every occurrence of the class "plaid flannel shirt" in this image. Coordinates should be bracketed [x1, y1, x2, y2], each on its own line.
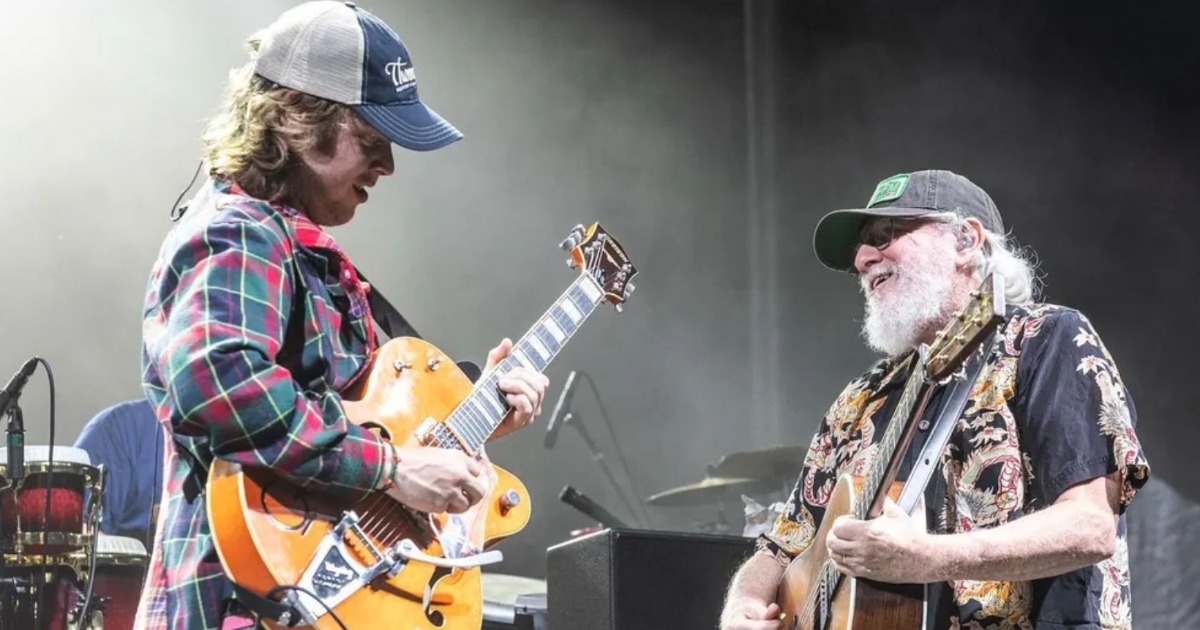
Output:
[136, 178, 387, 630]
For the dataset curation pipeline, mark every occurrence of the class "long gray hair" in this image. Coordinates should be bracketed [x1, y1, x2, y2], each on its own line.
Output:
[935, 214, 1042, 305]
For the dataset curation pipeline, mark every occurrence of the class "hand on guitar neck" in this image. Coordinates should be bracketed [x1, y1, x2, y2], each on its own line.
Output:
[485, 337, 551, 440]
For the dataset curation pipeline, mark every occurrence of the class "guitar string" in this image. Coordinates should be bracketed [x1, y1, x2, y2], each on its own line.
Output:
[344, 253, 609, 565]
[793, 370, 922, 627]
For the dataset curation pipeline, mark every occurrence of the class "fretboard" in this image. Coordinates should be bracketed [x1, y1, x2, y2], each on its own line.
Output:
[854, 353, 930, 520]
[428, 274, 607, 453]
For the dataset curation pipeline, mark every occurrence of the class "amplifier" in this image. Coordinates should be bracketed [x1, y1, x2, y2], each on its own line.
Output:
[546, 528, 755, 630]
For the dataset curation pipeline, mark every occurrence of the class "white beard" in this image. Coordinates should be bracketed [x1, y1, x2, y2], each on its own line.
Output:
[860, 247, 958, 357]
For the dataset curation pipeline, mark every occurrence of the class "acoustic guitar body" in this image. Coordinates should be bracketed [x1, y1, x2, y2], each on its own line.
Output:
[207, 336, 532, 630]
[776, 475, 925, 630]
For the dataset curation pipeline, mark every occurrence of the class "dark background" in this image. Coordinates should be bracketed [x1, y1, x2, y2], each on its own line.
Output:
[2, 0, 1196, 626]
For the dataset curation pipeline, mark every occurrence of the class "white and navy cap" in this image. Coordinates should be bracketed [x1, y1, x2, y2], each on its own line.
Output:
[253, 1, 463, 151]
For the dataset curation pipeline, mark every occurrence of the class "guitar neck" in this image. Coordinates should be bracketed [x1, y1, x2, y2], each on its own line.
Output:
[432, 275, 607, 454]
[856, 354, 932, 520]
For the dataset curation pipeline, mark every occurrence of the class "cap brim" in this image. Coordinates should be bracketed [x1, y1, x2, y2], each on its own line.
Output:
[354, 100, 463, 152]
[812, 206, 941, 272]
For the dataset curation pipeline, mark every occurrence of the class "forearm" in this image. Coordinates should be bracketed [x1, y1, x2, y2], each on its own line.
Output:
[920, 498, 1116, 582]
[726, 551, 786, 605]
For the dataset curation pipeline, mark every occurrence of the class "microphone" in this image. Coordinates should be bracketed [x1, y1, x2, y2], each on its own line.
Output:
[0, 358, 37, 421]
[544, 370, 579, 450]
[2, 358, 37, 484]
[559, 485, 629, 529]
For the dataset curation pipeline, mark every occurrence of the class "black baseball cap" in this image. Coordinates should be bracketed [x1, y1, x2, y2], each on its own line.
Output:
[813, 170, 1004, 272]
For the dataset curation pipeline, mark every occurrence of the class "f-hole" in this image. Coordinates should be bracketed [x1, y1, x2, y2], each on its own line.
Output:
[422, 566, 454, 626]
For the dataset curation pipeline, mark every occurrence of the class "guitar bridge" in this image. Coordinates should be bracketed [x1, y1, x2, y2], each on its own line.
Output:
[286, 511, 409, 625]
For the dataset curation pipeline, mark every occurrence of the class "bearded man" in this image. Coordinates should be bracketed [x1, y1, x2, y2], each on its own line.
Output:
[720, 170, 1149, 630]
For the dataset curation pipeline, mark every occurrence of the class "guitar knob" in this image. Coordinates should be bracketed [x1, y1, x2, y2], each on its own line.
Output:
[499, 489, 521, 515]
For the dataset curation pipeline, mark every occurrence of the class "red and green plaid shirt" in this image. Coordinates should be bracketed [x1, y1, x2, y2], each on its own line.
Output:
[136, 178, 388, 629]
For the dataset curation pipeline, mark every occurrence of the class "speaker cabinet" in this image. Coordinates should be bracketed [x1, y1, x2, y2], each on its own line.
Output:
[547, 528, 755, 630]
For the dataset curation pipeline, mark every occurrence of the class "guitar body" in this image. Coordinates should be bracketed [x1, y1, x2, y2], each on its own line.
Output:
[208, 337, 532, 630]
[776, 475, 926, 630]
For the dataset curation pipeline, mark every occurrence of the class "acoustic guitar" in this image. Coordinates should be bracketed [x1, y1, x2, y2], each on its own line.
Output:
[206, 223, 637, 629]
[775, 274, 1005, 630]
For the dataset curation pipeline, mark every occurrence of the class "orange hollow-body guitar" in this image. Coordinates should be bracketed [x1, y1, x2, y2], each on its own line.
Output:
[775, 275, 1006, 630]
[206, 224, 637, 629]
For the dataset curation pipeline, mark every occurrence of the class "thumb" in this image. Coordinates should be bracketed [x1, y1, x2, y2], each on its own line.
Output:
[486, 338, 513, 369]
[883, 497, 907, 518]
[764, 602, 781, 618]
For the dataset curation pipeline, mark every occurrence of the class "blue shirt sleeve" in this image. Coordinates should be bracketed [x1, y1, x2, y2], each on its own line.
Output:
[73, 399, 164, 538]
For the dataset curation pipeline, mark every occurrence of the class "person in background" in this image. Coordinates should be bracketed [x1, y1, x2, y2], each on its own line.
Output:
[74, 398, 166, 547]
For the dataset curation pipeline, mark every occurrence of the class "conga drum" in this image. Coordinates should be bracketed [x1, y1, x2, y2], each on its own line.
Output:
[0, 445, 102, 555]
[72, 534, 149, 629]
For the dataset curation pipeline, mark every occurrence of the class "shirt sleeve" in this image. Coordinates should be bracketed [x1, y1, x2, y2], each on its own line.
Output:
[74, 409, 128, 535]
[1013, 307, 1150, 511]
[756, 374, 873, 564]
[150, 217, 388, 499]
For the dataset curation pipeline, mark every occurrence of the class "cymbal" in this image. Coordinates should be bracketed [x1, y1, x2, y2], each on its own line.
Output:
[708, 446, 806, 481]
[646, 477, 775, 507]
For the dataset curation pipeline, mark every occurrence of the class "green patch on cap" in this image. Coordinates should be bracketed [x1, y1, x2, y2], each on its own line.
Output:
[866, 173, 910, 207]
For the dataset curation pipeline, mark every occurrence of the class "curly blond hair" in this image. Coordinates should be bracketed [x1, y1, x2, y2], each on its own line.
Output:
[202, 37, 352, 203]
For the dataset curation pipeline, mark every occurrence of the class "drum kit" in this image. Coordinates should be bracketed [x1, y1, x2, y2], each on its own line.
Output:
[644, 445, 805, 533]
[0, 445, 147, 630]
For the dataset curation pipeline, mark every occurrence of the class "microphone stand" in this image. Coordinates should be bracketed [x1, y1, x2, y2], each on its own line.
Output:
[0, 404, 22, 613]
[558, 411, 643, 528]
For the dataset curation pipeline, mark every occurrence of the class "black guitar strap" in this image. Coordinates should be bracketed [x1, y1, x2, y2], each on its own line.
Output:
[359, 271, 422, 340]
[358, 270, 482, 383]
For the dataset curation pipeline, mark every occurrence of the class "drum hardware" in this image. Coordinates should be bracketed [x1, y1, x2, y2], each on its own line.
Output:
[481, 573, 547, 630]
[0, 445, 113, 630]
[642, 446, 806, 535]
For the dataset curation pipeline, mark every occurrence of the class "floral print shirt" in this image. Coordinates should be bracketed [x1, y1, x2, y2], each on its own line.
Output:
[759, 304, 1150, 630]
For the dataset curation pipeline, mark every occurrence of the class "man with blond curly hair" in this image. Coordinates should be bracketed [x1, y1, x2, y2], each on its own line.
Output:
[137, 3, 548, 629]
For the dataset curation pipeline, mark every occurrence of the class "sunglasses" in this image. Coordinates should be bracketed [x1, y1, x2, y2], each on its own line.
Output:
[856, 216, 937, 251]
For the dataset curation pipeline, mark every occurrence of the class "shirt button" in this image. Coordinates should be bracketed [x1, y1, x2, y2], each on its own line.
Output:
[918, 419, 930, 431]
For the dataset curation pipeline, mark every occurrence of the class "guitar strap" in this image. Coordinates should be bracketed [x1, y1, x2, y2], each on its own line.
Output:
[358, 271, 482, 383]
[359, 270, 422, 340]
[897, 334, 997, 514]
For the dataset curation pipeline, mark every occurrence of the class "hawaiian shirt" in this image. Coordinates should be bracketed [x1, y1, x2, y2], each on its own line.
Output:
[759, 304, 1150, 630]
[136, 178, 388, 630]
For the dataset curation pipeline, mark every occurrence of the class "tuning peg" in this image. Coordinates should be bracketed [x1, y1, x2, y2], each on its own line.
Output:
[626, 282, 636, 294]
[614, 303, 624, 314]
[566, 258, 578, 270]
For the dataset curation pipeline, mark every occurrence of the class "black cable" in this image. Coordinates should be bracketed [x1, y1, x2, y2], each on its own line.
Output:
[263, 584, 350, 630]
[37, 358, 55, 565]
[578, 371, 654, 529]
[145, 416, 164, 549]
[169, 160, 204, 222]
[75, 502, 100, 629]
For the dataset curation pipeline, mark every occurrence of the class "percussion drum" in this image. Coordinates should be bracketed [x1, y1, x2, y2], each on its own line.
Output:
[0, 445, 102, 555]
[73, 534, 149, 630]
[481, 573, 547, 630]
[0, 534, 148, 629]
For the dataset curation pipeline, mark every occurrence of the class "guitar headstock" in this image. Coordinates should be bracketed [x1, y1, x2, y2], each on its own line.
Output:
[924, 273, 1006, 381]
[560, 223, 638, 311]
